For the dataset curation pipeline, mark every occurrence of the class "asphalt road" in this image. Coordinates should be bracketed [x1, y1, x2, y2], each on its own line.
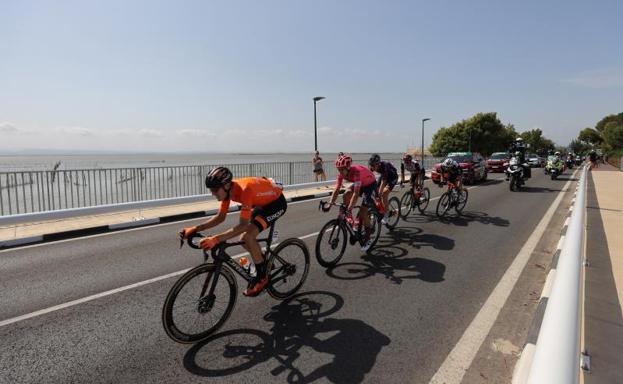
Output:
[0, 170, 577, 384]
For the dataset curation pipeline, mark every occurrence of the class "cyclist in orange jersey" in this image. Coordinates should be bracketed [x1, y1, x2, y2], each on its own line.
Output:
[179, 167, 287, 297]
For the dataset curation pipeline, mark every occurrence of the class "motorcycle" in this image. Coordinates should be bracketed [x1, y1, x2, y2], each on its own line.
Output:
[505, 156, 525, 191]
[565, 156, 574, 170]
[545, 157, 564, 180]
[575, 156, 582, 166]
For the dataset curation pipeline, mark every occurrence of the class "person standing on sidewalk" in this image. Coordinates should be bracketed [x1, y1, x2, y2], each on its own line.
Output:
[312, 151, 327, 182]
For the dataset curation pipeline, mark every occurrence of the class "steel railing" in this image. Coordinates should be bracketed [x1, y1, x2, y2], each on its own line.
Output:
[526, 166, 587, 384]
[0, 157, 444, 216]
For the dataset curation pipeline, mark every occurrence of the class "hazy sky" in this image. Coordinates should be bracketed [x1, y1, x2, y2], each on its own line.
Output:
[1, 0, 622, 153]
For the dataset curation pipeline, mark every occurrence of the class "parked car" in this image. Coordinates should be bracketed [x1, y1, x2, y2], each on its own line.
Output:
[431, 152, 488, 185]
[486, 152, 510, 173]
[527, 154, 545, 168]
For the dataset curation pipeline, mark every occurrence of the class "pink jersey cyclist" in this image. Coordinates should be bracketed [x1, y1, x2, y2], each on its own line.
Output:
[335, 164, 377, 207]
[335, 164, 376, 192]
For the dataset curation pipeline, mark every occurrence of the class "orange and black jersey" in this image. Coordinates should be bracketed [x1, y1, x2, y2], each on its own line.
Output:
[218, 177, 283, 221]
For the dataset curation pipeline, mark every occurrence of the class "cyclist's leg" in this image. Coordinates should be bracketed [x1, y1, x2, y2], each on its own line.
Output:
[248, 194, 288, 264]
[245, 194, 287, 296]
[342, 186, 354, 206]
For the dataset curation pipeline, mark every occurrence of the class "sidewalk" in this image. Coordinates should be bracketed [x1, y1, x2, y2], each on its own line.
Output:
[0, 184, 335, 247]
[582, 164, 623, 383]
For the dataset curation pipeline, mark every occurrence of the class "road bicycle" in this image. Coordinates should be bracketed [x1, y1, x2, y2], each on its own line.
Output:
[373, 195, 401, 230]
[435, 179, 468, 217]
[399, 183, 430, 218]
[315, 201, 382, 268]
[162, 223, 310, 343]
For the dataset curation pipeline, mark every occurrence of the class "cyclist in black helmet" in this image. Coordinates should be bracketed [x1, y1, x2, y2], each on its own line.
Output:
[179, 167, 287, 297]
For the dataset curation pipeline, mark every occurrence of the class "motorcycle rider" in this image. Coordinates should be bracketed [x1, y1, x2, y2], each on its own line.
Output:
[509, 137, 531, 180]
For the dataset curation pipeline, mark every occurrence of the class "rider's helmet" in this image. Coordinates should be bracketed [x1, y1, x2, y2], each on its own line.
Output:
[515, 151, 521, 157]
[515, 137, 524, 143]
[335, 154, 352, 169]
[555, 151, 561, 156]
[368, 153, 381, 167]
[402, 153, 413, 162]
[442, 158, 456, 169]
[205, 167, 233, 188]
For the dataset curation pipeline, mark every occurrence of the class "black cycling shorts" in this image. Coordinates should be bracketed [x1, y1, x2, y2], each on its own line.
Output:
[348, 182, 377, 208]
[251, 193, 287, 232]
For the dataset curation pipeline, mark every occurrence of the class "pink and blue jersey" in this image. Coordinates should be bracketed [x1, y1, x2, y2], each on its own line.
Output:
[336, 164, 376, 192]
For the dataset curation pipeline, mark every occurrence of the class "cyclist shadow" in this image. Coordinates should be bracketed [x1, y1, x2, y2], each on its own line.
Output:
[326, 228, 447, 284]
[380, 227, 455, 251]
[183, 291, 391, 383]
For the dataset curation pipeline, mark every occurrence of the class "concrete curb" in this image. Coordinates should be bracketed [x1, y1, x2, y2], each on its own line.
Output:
[0, 189, 337, 250]
[512, 174, 581, 384]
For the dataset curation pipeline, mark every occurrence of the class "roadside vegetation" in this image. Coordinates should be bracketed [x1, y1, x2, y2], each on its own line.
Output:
[429, 112, 555, 157]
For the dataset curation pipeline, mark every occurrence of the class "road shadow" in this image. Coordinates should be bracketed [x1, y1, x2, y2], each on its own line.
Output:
[516, 186, 562, 193]
[183, 291, 390, 383]
[325, 227, 448, 283]
[402, 210, 510, 227]
[381, 226, 455, 251]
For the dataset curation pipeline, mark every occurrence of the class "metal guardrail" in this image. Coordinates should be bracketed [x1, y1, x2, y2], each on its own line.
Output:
[526, 166, 587, 384]
[0, 157, 444, 216]
[0, 180, 337, 227]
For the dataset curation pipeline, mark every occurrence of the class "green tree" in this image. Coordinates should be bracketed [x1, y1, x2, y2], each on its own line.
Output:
[569, 139, 590, 154]
[429, 112, 516, 156]
[602, 121, 623, 149]
[519, 128, 555, 155]
[595, 113, 623, 133]
[578, 127, 603, 145]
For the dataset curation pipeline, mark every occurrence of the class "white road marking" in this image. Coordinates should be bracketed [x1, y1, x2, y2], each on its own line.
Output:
[429, 168, 579, 384]
[0, 229, 324, 328]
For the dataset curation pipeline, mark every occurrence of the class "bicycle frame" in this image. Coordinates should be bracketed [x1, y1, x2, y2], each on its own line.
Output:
[188, 225, 278, 297]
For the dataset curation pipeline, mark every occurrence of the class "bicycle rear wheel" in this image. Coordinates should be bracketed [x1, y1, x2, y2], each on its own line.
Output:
[436, 192, 451, 217]
[399, 191, 413, 219]
[162, 264, 237, 343]
[416, 187, 430, 214]
[267, 238, 310, 300]
[455, 188, 469, 214]
[385, 196, 401, 229]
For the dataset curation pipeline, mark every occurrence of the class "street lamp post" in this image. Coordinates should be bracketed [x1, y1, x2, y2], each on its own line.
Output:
[313, 96, 325, 151]
[421, 118, 431, 165]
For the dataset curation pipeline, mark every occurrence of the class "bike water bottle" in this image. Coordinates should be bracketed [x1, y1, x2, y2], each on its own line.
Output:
[239, 256, 257, 277]
[272, 229, 279, 243]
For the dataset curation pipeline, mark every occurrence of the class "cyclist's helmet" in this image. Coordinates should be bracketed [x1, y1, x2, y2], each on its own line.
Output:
[335, 154, 352, 168]
[205, 167, 233, 188]
[402, 153, 413, 162]
[555, 151, 561, 156]
[442, 158, 457, 168]
[368, 153, 381, 167]
[515, 137, 524, 143]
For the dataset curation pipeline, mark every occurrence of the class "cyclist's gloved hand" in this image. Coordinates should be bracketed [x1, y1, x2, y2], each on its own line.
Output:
[321, 202, 331, 212]
[199, 236, 219, 250]
[179, 226, 197, 239]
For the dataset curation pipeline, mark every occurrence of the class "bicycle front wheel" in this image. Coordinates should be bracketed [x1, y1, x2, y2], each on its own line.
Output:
[436, 192, 451, 217]
[416, 187, 430, 214]
[267, 238, 310, 300]
[455, 188, 469, 214]
[315, 219, 348, 268]
[399, 191, 413, 219]
[162, 264, 237, 343]
[385, 196, 401, 230]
